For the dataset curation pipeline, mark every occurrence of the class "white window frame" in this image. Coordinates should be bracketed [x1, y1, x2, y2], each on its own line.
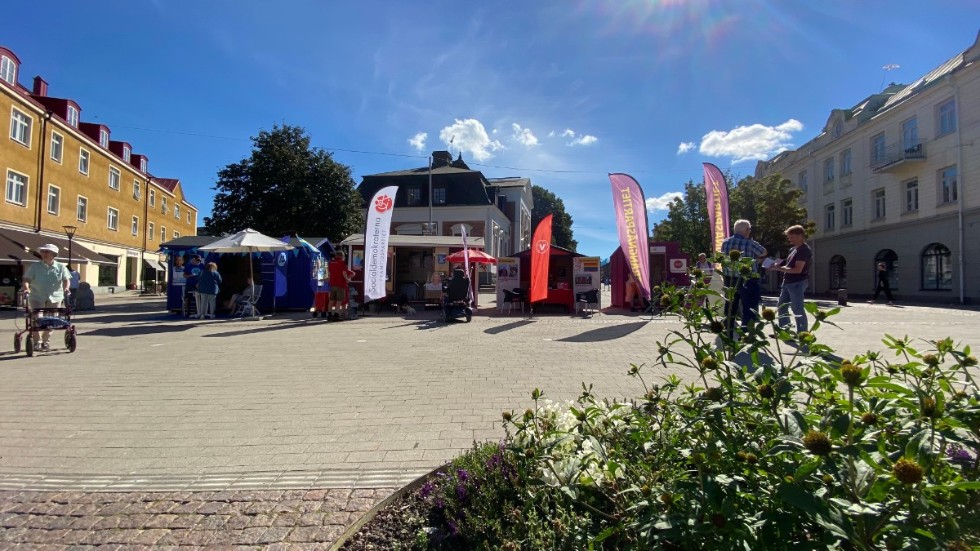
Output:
[824, 204, 835, 231]
[173, 231, 180, 239]
[139, 157, 146, 173]
[5, 169, 28, 206]
[940, 165, 958, 204]
[841, 198, 853, 228]
[76, 195, 88, 222]
[107, 207, 119, 231]
[840, 148, 851, 177]
[873, 189, 886, 220]
[149, 188, 155, 207]
[108, 166, 121, 190]
[937, 98, 956, 137]
[0, 55, 16, 85]
[50, 131, 64, 163]
[9, 107, 31, 147]
[122, 145, 131, 162]
[47, 184, 60, 215]
[148, 222, 155, 241]
[133, 179, 141, 200]
[79, 148, 90, 175]
[66, 105, 79, 128]
[98, 128, 109, 148]
[161, 226, 166, 242]
[823, 158, 834, 183]
[905, 179, 919, 212]
[131, 215, 139, 236]
[174, 204, 180, 220]
[161, 197, 168, 214]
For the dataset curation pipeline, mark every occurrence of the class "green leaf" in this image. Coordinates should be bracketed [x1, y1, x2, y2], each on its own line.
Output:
[777, 482, 827, 516]
[794, 458, 822, 480]
[905, 428, 931, 461]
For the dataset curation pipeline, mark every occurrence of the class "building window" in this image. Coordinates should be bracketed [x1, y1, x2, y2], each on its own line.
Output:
[173, 231, 180, 239]
[107, 207, 119, 230]
[50, 132, 64, 162]
[98, 129, 109, 148]
[76, 196, 88, 222]
[79, 148, 90, 175]
[122, 145, 131, 162]
[66, 105, 79, 128]
[0, 55, 16, 85]
[829, 255, 846, 290]
[174, 204, 180, 220]
[139, 158, 146, 173]
[407, 187, 421, 206]
[832, 120, 843, 139]
[131, 216, 139, 236]
[841, 198, 853, 228]
[148, 222, 154, 241]
[902, 117, 918, 151]
[161, 226, 166, 242]
[798, 170, 808, 193]
[133, 180, 141, 200]
[937, 98, 956, 137]
[905, 180, 919, 212]
[47, 184, 60, 215]
[921, 243, 952, 290]
[98, 257, 118, 287]
[839, 148, 851, 177]
[187, 211, 191, 223]
[5, 170, 28, 205]
[823, 158, 834, 183]
[161, 197, 168, 214]
[108, 166, 121, 190]
[940, 165, 957, 204]
[9, 108, 31, 147]
[149, 188, 155, 207]
[873, 189, 886, 220]
[433, 187, 447, 205]
[824, 204, 835, 231]
[871, 133, 886, 163]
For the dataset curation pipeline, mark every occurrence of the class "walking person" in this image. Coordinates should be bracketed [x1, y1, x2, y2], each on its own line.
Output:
[868, 262, 894, 304]
[21, 244, 71, 351]
[771, 225, 811, 333]
[67, 264, 80, 309]
[720, 219, 768, 338]
[196, 262, 222, 319]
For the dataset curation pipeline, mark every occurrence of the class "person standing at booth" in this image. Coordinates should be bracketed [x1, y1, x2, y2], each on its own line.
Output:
[720, 219, 768, 338]
[196, 262, 222, 319]
[771, 225, 811, 333]
[21, 244, 70, 351]
[328, 251, 355, 321]
[183, 255, 204, 318]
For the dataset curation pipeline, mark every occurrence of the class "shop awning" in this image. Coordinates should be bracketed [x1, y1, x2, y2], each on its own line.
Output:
[0, 234, 30, 265]
[0, 227, 118, 266]
[143, 258, 165, 272]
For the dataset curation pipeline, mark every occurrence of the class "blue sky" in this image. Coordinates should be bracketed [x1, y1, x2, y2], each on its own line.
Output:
[5, 1, 979, 257]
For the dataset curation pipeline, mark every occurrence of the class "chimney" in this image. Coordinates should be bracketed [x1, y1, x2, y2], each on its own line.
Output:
[32, 76, 48, 97]
[431, 150, 453, 168]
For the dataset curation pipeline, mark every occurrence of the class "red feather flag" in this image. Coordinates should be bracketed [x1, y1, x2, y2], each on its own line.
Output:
[530, 214, 553, 304]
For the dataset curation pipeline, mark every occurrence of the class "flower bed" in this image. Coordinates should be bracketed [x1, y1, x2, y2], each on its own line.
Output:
[339, 256, 980, 550]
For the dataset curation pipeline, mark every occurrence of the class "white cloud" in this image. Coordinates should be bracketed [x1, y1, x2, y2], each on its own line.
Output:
[646, 192, 684, 212]
[570, 134, 598, 146]
[676, 141, 696, 155]
[699, 119, 804, 163]
[439, 119, 505, 162]
[408, 132, 427, 152]
[547, 130, 556, 138]
[511, 123, 539, 147]
[561, 129, 575, 138]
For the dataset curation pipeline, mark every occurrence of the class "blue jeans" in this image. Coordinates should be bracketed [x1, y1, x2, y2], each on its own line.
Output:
[778, 280, 808, 332]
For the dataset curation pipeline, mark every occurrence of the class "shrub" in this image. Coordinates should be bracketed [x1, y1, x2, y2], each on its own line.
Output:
[367, 255, 980, 550]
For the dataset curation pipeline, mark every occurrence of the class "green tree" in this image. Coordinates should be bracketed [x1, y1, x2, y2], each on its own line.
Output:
[205, 124, 363, 241]
[531, 185, 577, 251]
[651, 172, 811, 258]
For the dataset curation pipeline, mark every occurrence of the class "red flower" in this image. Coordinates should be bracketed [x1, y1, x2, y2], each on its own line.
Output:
[375, 195, 393, 213]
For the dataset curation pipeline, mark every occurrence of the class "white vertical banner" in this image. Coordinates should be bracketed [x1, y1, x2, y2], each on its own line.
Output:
[461, 225, 472, 301]
[363, 186, 398, 302]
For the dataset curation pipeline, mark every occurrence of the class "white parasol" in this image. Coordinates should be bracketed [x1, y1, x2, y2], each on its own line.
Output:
[199, 228, 294, 317]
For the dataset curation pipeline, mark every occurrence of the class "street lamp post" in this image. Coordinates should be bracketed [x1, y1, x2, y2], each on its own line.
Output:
[62, 225, 77, 269]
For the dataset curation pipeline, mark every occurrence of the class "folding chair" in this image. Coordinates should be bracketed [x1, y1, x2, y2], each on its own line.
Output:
[233, 285, 263, 317]
[575, 288, 600, 317]
[500, 288, 526, 314]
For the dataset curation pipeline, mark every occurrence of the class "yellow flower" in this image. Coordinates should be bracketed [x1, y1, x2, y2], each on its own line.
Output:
[893, 458, 924, 484]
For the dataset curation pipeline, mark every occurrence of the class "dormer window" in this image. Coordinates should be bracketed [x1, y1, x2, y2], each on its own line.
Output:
[0, 55, 16, 86]
[122, 145, 131, 162]
[99, 129, 109, 148]
[66, 106, 79, 128]
[832, 120, 843, 139]
[139, 158, 147, 173]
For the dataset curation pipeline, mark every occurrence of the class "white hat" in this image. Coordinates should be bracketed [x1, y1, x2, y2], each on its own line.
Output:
[38, 244, 59, 254]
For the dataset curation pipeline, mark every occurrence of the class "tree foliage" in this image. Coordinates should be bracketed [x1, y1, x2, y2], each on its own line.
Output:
[531, 185, 577, 251]
[205, 124, 363, 241]
[652, 172, 812, 258]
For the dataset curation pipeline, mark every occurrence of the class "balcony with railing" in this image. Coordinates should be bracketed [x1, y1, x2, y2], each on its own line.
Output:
[871, 142, 927, 173]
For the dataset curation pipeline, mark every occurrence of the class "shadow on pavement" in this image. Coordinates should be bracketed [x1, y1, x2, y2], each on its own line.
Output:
[201, 318, 330, 338]
[484, 320, 534, 335]
[557, 321, 648, 343]
[80, 324, 196, 337]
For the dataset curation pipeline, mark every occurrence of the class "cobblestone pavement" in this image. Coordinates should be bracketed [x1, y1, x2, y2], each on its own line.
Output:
[0, 292, 977, 546]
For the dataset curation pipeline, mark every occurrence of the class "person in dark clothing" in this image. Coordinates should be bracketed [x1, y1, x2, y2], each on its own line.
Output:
[869, 262, 894, 304]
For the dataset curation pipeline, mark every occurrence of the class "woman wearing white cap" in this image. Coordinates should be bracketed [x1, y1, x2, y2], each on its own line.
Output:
[21, 244, 70, 351]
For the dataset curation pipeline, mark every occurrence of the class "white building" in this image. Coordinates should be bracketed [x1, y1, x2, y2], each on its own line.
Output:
[756, 32, 980, 304]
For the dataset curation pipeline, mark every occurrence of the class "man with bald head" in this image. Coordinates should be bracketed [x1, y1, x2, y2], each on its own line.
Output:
[720, 219, 768, 339]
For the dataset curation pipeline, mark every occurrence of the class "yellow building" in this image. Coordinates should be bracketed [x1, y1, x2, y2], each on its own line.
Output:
[1, 45, 197, 294]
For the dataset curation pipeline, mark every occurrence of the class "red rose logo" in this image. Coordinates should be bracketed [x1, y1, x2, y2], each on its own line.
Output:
[375, 195, 393, 213]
